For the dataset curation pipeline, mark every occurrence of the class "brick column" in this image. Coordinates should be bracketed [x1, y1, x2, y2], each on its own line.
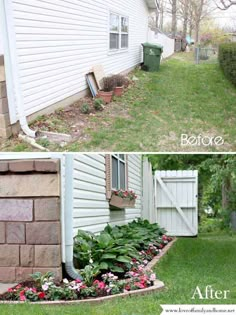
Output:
[0, 159, 62, 283]
[0, 57, 12, 139]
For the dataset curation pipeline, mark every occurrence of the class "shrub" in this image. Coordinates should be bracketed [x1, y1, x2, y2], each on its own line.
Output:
[112, 74, 126, 87]
[218, 43, 236, 86]
[73, 219, 170, 276]
[80, 103, 90, 114]
[94, 98, 104, 111]
[102, 77, 116, 92]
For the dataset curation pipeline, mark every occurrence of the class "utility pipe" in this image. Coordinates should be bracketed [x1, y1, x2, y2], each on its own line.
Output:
[1, 0, 36, 138]
[64, 154, 83, 280]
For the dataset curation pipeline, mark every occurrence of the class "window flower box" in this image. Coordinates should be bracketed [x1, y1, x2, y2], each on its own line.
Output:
[109, 190, 137, 209]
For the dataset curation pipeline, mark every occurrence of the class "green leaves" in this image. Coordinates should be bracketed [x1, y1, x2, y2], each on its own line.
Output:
[73, 219, 166, 279]
[110, 266, 125, 273]
[101, 254, 117, 260]
[116, 256, 131, 263]
[97, 233, 113, 248]
[99, 262, 109, 270]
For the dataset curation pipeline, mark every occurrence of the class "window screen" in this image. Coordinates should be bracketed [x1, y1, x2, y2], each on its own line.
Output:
[109, 13, 129, 51]
[112, 155, 126, 190]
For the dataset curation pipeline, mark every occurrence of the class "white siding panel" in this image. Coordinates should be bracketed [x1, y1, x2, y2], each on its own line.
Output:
[125, 155, 142, 223]
[0, 27, 3, 55]
[9, 0, 150, 117]
[72, 154, 143, 235]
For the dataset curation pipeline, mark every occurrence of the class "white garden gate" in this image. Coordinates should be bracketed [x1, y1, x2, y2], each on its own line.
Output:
[154, 170, 198, 236]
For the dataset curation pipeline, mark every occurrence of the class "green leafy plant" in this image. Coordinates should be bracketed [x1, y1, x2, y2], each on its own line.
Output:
[94, 98, 104, 111]
[30, 271, 54, 287]
[219, 43, 236, 86]
[74, 219, 168, 277]
[80, 103, 90, 114]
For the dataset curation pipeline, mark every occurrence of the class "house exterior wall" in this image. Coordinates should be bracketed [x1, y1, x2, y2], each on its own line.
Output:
[72, 154, 143, 235]
[0, 37, 3, 56]
[0, 66, 12, 138]
[7, 0, 150, 121]
[0, 159, 62, 283]
[0, 22, 3, 55]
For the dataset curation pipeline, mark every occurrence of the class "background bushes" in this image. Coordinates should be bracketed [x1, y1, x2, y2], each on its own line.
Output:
[218, 43, 236, 86]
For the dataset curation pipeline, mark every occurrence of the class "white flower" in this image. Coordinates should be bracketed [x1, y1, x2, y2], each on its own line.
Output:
[63, 278, 69, 284]
[89, 258, 94, 264]
[42, 284, 49, 291]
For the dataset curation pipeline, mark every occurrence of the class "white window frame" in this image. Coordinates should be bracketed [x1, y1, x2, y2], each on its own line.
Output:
[109, 12, 129, 52]
[111, 154, 127, 190]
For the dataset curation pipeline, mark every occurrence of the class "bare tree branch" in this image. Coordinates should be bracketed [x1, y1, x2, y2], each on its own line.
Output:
[215, 0, 236, 10]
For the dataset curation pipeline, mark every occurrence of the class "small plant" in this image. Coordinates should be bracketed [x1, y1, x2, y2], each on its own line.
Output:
[113, 74, 126, 87]
[112, 190, 137, 201]
[80, 103, 90, 114]
[80, 265, 100, 287]
[31, 271, 54, 287]
[37, 138, 50, 148]
[94, 98, 104, 111]
[103, 77, 116, 92]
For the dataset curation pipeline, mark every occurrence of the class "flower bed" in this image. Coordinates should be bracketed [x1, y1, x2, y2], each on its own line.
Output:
[0, 220, 175, 304]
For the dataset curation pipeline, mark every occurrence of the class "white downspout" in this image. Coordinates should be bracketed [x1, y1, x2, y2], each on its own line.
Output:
[1, 0, 36, 138]
[64, 154, 83, 280]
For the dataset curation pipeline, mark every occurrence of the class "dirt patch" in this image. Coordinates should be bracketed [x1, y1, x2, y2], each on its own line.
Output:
[29, 83, 134, 146]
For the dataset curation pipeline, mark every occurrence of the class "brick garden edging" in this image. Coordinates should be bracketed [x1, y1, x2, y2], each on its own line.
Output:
[0, 159, 62, 283]
[145, 238, 178, 271]
[0, 280, 165, 306]
[0, 239, 177, 305]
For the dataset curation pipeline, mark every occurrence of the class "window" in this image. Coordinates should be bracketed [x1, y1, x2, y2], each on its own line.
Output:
[109, 13, 129, 50]
[111, 154, 126, 190]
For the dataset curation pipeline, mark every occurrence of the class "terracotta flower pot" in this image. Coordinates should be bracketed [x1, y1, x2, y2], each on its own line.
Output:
[114, 86, 124, 97]
[98, 91, 113, 104]
[110, 194, 136, 209]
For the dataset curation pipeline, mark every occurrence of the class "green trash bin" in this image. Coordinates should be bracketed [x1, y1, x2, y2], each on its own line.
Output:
[142, 43, 163, 72]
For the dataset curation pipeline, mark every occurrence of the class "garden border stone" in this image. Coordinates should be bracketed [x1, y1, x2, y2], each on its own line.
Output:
[0, 238, 177, 305]
[145, 237, 177, 271]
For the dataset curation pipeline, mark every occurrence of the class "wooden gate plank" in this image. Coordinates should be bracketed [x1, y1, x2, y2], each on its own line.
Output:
[156, 175, 196, 235]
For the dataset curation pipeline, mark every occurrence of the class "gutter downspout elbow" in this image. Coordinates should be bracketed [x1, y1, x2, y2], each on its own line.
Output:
[19, 116, 37, 138]
[64, 154, 83, 281]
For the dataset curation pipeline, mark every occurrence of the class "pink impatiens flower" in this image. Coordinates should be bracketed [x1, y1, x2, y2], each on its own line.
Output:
[20, 295, 26, 302]
[150, 273, 156, 281]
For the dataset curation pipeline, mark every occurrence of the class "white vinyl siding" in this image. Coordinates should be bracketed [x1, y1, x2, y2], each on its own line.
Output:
[72, 154, 142, 236]
[0, 30, 3, 55]
[8, 0, 149, 119]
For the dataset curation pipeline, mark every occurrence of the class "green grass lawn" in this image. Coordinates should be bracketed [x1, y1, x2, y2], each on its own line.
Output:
[1, 52, 236, 152]
[1, 232, 235, 315]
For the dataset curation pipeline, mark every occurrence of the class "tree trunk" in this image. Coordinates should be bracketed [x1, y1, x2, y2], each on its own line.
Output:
[195, 21, 200, 44]
[182, 0, 189, 39]
[222, 177, 231, 210]
[159, 3, 164, 31]
[171, 0, 177, 37]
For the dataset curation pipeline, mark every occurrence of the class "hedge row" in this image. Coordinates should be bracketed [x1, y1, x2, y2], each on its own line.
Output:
[218, 43, 236, 87]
